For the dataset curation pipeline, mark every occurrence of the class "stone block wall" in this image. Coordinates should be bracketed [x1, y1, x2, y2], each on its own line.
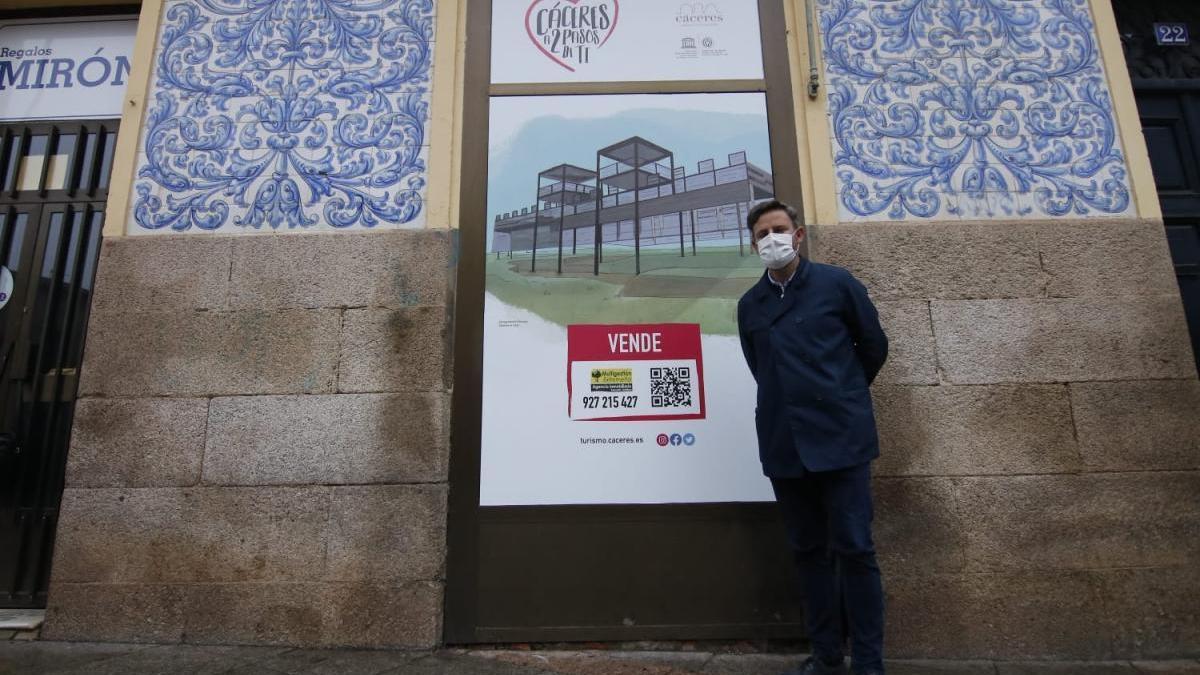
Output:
[811, 218, 1200, 659]
[42, 229, 454, 648]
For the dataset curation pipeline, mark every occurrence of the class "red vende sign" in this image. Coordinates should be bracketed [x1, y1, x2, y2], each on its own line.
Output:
[566, 323, 705, 422]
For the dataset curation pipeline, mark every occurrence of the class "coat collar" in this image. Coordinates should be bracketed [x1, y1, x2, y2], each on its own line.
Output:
[752, 256, 810, 302]
[751, 257, 811, 325]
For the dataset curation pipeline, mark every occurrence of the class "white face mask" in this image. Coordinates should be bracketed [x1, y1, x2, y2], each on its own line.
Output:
[756, 232, 797, 270]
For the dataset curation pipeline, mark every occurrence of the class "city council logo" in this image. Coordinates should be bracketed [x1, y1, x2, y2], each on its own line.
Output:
[525, 0, 620, 72]
[675, 2, 724, 26]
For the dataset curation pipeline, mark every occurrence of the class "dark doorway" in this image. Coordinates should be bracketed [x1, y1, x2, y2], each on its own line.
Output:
[0, 121, 116, 608]
[1116, 0, 1200, 371]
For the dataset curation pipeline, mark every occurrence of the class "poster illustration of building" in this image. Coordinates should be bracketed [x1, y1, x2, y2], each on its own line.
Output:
[480, 93, 777, 506]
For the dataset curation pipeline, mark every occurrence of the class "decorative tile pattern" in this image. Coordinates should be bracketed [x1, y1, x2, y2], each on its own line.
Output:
[132, 0, 434, 233]
[819, 0, 1135, 221]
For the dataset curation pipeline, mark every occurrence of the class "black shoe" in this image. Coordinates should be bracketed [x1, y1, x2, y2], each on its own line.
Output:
[781, 655, 848, 675]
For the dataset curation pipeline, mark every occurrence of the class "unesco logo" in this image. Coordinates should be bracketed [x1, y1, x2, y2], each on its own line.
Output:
[656, 432, 697, 447]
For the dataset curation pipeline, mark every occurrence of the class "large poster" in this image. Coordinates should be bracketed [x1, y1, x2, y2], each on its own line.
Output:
[491, 0, 764, 84]
[480, 93, 776, 505]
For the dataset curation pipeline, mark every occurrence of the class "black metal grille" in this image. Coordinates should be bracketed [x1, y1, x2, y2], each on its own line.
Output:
[0, 121, 115, 608]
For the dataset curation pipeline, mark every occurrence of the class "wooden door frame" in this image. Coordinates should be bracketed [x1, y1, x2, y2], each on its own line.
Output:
[445, 0, 807, 644]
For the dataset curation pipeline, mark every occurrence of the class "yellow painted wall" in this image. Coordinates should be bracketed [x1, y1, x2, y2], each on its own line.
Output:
[101, 0, 160, 237]
[1090, 0, 1162, 221]
[424, 0, 467, 230]
[785, 0, 838, 227]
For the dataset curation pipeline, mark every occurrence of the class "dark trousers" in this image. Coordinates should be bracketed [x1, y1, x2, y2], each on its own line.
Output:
[771, 462, 884, 672]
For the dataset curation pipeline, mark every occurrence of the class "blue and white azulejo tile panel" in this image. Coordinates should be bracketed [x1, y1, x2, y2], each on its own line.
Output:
[818, 0, 1136, 222]
[131, 0, 435, 234]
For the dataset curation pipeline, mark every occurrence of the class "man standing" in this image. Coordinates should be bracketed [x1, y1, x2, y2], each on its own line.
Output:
[736, 200, 889, 675]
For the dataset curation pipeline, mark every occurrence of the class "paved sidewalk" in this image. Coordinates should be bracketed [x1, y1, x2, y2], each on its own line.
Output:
[1, 642, 1199, 675]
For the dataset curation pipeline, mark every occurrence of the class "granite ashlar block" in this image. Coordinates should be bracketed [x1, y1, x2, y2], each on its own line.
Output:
[1035, 219, 1180, 299]
[873, 384, 1079, 476]
[931, 297, 1196, 383]
[813, 222, 1043, 300]
[228, 229, 452, 310]
[885, 571, 1112, 660]
[1070, 380, 1200, 472]
[320, 581, 443, 649]
[87, 236, 232, 317]
[51, 487, 330, 584]
[181, 583, 324, 647]
[78, 309, 341, 397]
[1100, 565, 1200, 660]
[66, 397, 208, 488]
[42, 583, 185, 643]
[203, 393, 448, 485]
[872, 477, 967, 573]
[338, 306, 450, 393]
[325, 485, 448, 583]
[954, 473, 1200, 571]
[874, 301, 938, 385]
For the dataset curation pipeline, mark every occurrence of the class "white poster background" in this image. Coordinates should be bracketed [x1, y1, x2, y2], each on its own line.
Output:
[491, 0, 764, 84]
[0, 20, 137, 122]
[481, 92, 774, 505]
[481, 295, 773, 506]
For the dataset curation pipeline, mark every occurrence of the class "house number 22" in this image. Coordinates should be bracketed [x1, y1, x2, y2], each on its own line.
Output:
[1155, 23, 1190, 46]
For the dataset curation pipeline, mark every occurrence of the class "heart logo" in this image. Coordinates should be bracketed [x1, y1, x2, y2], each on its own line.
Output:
[524, 0, 620, 73]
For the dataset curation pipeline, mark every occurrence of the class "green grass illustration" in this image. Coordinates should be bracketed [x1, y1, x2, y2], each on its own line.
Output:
[485, 245, 761, 335]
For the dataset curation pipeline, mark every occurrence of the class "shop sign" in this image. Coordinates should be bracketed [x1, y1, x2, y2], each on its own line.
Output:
[0, 20, 137, 122]
[492, 0, 764, 84]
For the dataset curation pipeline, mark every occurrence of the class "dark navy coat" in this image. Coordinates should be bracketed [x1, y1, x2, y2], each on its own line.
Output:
[737, 257, 888, 476]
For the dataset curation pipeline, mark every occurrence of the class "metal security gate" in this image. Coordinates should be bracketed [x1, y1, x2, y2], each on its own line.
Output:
[0, 121, 116, 608]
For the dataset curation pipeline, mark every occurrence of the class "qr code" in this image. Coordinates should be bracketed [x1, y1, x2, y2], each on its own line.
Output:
[650, 367, 692, 408]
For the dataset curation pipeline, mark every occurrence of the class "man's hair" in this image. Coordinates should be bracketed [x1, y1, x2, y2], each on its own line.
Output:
[746, 199, 801, 234]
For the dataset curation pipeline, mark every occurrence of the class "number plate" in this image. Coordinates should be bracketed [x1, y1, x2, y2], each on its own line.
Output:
[1155, 23, 1190, 46]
